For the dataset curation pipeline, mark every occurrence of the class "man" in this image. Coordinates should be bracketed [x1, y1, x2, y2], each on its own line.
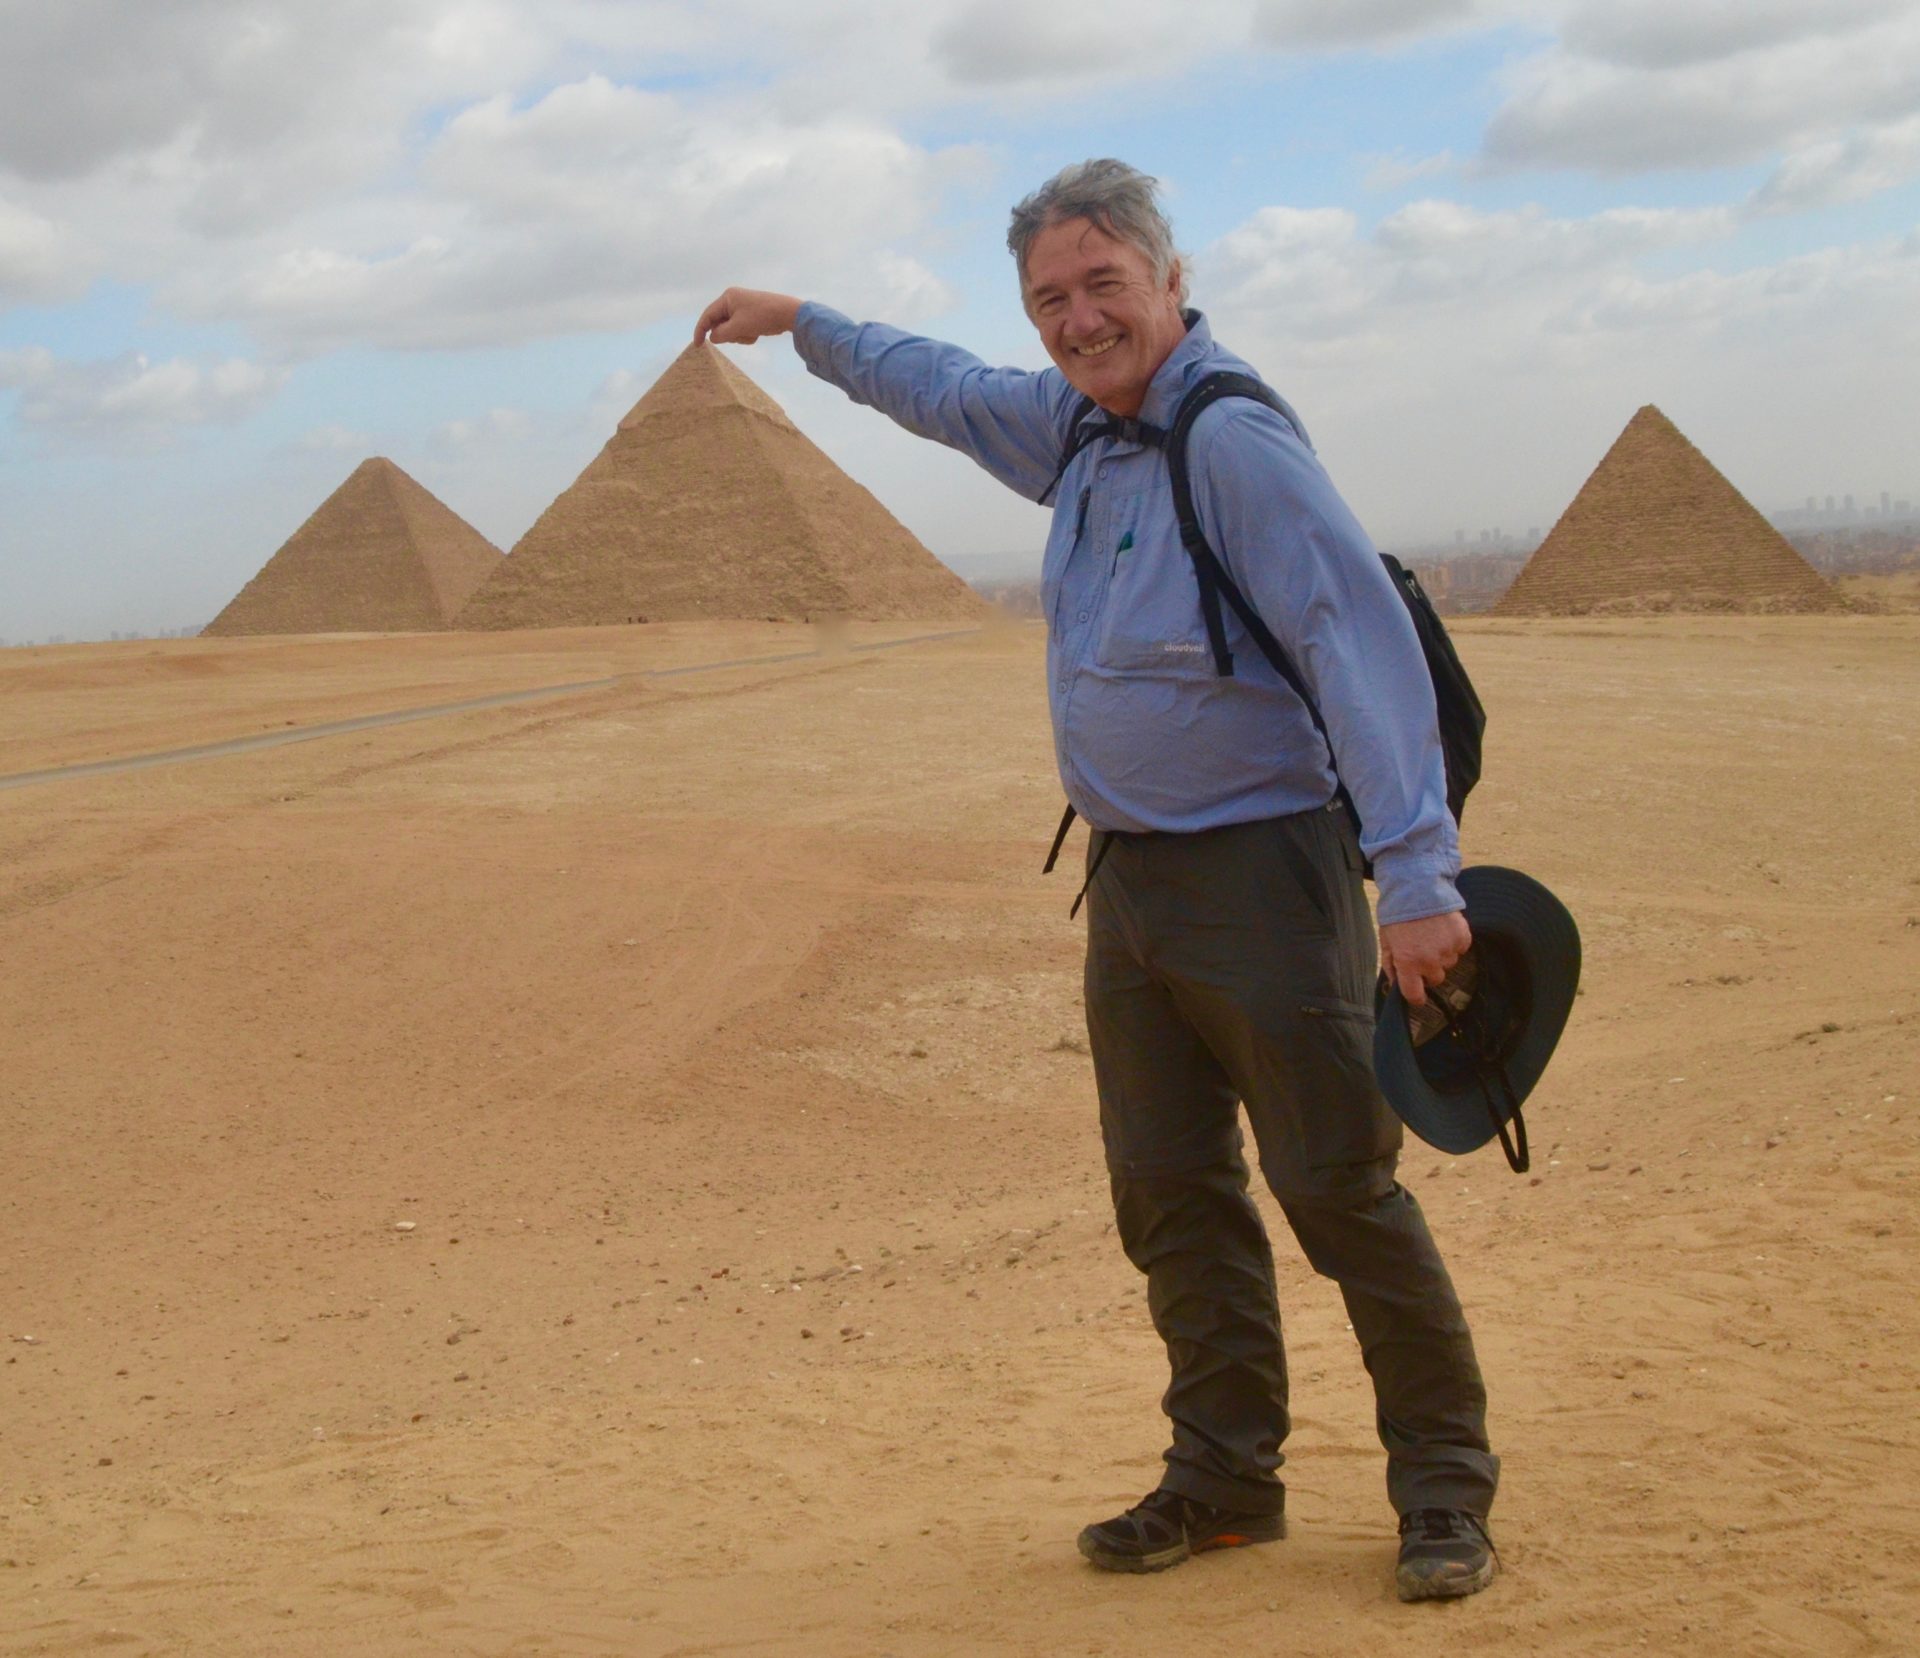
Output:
[695, 159, 1498, 1602]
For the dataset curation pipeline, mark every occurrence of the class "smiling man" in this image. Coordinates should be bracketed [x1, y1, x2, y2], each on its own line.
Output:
[695, 158, 1497, 1603]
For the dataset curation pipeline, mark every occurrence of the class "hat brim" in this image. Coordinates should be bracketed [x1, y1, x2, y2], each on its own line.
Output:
[1373, 866, 1581, 1156]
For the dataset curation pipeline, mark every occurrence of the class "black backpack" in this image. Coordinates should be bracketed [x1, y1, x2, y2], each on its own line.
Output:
[1042, 371, 1486, 905]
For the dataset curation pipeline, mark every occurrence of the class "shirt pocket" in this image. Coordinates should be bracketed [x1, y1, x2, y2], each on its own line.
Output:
[1091, 494, 1211, 673]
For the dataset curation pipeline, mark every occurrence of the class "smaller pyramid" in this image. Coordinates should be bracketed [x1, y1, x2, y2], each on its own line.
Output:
[456, 344, 981, 629]
[204, 458, 503, 635]
[1493, 406, 1844, 616]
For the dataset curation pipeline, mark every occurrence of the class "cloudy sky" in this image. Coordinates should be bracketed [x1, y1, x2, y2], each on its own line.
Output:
[3, 0, 1917, 640]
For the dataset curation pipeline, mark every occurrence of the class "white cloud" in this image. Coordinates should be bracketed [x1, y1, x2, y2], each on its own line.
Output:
[0, 197, 71, 301]
[0, 0, 234, 181]
[871, 252, 960, 323]
[0, 1, 545, 186]
[1363, 149, 1460, 190]
[436, 406, 533, 446]
[1206, 196, 1729, 348]
[298, 423, 374, 451]
[18, 1, 1912, 371]
[1486, 2, 1920, 172]
[588, 365, 649, 427]
[1560, 0, 1907, 70]
[1253, 0, 1494, 50]
[1750, 114, 1920, 214]
[0, 0, 1254, 193]
[165, 76, 981, 351]
[0, 347, 286, 441]
[1204, 207, 1378, 349]
[1197, 192, 1920, 541]
[931, 0, 1235, 86]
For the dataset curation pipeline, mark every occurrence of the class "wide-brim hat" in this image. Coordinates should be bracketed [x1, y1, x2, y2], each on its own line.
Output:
[1373, 866, 1581, 1172]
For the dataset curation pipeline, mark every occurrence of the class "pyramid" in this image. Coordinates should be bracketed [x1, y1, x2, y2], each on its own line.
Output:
[204, 458, 503, 635]
[455, 345, 982, 629]
[1493, 406, 1845, 616]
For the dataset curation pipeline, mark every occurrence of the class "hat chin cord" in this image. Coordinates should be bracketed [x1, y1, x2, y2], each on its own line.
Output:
[1482, 1065, 1529, 1174]
[1424, 993, 1531, 1175]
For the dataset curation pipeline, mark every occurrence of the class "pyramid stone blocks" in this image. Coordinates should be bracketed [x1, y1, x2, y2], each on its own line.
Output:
[205, 458, 502, 636]
[456, 345, 981, 629]
[1494, 406, 1844, 616]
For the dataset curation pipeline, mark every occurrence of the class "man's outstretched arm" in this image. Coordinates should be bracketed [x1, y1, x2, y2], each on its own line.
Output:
[692, 287, 1078, 503]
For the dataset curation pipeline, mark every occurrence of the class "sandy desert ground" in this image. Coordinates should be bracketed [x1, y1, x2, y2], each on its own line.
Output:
[2, 614, 1917, 1657]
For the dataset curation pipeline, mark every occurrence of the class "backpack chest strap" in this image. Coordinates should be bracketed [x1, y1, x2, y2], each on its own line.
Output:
[1041, 402, 1168, 503]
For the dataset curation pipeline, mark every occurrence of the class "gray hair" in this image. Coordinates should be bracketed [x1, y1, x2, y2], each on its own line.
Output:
[1008, 159, 1188, 306]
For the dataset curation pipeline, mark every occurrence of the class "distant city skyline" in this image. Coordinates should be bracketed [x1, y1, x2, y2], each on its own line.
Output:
[1771, 490, 1917, 526]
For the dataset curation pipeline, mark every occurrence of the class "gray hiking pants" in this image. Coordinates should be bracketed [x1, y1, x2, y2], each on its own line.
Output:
[1083, 804, 1498, 1518]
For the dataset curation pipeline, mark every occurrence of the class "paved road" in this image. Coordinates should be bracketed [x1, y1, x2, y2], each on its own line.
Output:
[0, 628, 978, 794]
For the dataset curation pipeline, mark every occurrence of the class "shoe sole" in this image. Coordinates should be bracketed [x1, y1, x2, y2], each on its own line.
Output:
[1078, 1517, 1285, 1575]
[1395, 1554, 1497, 1602]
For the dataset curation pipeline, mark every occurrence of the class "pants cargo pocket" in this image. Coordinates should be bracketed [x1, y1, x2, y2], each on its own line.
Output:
[1286, 996, 1402, 1186]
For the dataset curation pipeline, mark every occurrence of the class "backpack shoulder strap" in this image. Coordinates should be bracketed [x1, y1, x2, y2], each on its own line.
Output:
[1165, 371, 1362, 843]
[1040, 395, 1100, 505]
[1165, 372, 1309, 698]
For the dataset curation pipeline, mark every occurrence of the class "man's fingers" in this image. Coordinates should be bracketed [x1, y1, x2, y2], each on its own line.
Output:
[1404, 947, 1458, 1005]
[692, 293, 731, 345]
[694, 289, 755, 345]
[1380, 937, 1428, 1007]
[1379, 912, 1471, 1012]
[1397, 961, 1430, 1007]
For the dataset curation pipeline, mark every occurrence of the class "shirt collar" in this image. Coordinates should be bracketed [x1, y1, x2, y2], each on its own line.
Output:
[1062, 311, 1218, 451]
[1137, 309, 1214, 431]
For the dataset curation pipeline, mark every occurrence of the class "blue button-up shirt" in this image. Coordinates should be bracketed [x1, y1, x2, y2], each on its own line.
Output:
[793, 303, 1461, 925]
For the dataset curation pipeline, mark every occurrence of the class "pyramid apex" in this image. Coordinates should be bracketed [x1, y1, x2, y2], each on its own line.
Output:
[616, 343, 791, 430]
[346, 455, 409, 490]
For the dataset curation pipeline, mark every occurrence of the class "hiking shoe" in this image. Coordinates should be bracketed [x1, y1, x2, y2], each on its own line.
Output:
[1077, 1487, 1285, 1574]
[1395, 1508, 1497, 1601]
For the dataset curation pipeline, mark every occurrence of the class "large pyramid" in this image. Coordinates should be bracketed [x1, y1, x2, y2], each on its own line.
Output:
[1493, 406, 1844, 616]
[456, 345, 982, 628]
[205, 458, 503, 635]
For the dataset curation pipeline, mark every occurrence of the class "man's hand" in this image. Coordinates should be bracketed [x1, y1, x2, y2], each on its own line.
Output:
[1379, 911, 1472, 1008]
[694, 288, 803, 347]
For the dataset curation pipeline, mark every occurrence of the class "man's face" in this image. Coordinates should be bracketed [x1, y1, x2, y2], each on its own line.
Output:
[1023, 217, 1186, 418]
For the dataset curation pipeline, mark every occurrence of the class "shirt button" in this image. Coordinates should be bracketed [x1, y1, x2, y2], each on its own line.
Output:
[1098, 464, 1110, 478]
[1077, 610, 1088, 623]
[1056, 680, 1067, 693]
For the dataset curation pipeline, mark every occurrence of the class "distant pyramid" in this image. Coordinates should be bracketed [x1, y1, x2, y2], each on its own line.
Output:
[456, 344, 982, 629]
[1493, 406, 1844, 616]
[204, 458, 502, 635]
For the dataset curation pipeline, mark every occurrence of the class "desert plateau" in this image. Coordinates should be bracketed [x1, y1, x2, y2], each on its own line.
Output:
[2, 614, 1917, 1656]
